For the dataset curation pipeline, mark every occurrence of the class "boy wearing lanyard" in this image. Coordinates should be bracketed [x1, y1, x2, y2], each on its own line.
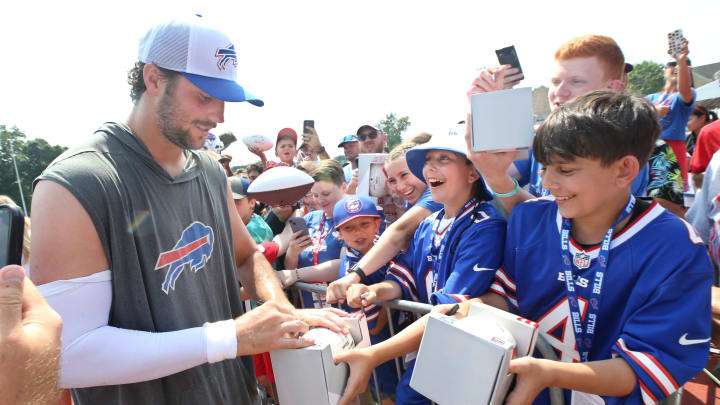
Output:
[281, 160, 347, 308]
[337, 135, 506, 405]
[487, 91, 712, 405]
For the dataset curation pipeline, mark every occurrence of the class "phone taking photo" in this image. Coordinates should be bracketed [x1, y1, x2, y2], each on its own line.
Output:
[495, 45, 524, 82]
[667, 29, 685, 57]
[0, 204, 25, 267]
[303, 120, 314, 135]
[288, 217, 310, 237]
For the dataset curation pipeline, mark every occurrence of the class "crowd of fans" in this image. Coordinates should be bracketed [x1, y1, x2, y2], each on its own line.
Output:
[2, 14, 719, 405]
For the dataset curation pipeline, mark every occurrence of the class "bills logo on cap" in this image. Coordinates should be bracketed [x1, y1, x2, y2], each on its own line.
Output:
[154, 222, 214, 294]
[215, 43, 238, 71]
[344, 197, 363, 214]
[573, 252, 591, 269]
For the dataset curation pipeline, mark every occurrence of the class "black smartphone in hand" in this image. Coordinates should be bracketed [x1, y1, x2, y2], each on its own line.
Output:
[303, 120, 315, 135]
[0, 204, 25, 266]
[495, 45, 524, 82]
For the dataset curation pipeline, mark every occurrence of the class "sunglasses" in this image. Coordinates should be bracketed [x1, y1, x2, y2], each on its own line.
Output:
[666, 61, 678, 68]
[358, 131, 378, 141]
[693, 110, 707, 117]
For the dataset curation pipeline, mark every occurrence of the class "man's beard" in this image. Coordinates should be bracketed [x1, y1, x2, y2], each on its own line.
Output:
[155, 81, 214, 150]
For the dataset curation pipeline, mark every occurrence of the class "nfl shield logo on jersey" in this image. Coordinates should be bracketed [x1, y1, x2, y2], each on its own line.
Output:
[573, 252, 591, 269]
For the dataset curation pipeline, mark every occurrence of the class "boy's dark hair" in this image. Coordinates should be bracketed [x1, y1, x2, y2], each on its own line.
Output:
[310, 159, 345, 186]
[534, 90, 660, 167]
[128, 62, 181, 103]
[246, 162, 264, 174]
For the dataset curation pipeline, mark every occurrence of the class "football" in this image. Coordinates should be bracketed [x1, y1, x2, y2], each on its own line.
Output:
[242, 134, 273, 152]
[247, 166, 314, 206]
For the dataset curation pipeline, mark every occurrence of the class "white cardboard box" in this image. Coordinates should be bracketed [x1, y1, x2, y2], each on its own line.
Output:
[357, 153, 390, 202]
[271, 314, 371, 405]
[410, 303, 539, 405]
[470, 87, 535, 152]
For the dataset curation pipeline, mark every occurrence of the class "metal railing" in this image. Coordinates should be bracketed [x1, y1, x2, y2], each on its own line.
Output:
[290, 281, 564, 405]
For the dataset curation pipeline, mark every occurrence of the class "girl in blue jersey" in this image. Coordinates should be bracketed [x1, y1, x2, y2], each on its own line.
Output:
[337, 135, 507, 405]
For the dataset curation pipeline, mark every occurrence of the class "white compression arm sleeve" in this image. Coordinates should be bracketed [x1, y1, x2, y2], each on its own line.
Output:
[38, 271, 238, 388]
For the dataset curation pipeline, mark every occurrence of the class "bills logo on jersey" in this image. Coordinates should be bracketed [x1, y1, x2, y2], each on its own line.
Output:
[154, 222, 214, 294]
[590, 297, 599, 310]
[344, 197, 363, 214]
[573, 252, 591, 269]
[215, 43, 238, 71]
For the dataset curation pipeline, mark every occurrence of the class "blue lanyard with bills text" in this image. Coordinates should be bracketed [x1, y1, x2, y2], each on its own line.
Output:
[560, 195, 635, 362]
[430, 198, 477, 293]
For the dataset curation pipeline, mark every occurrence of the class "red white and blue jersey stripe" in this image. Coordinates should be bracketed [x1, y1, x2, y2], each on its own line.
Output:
[492, 197, 712, 405]
[386, 200, 506, 305]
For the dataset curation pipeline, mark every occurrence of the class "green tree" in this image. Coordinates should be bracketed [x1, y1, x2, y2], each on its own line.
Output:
[380, 113, 411, 151]
[0, 125, 67, 213]
[218, 131, 236, 150]
[626, 61, 665, 96]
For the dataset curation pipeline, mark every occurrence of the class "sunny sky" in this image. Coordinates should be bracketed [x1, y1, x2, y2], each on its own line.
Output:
[2, 0, 719, 166]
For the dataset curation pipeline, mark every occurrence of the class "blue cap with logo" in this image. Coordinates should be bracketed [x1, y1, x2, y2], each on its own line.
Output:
[138, 15, 263, 106]
[333, 195, 380, 229]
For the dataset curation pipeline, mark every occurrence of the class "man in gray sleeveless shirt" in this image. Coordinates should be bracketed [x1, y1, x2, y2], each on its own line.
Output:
[30, 16, 347, 405]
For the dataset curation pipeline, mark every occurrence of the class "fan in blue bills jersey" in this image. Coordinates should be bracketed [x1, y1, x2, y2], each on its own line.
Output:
[334, 195, 400, 395]
[387, 198, 506, 305]
[492, 197, 713, 405]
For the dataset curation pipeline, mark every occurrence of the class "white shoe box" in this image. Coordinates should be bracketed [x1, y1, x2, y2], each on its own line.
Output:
[410, 302, 539, 405]
[271, 314, 370, 405]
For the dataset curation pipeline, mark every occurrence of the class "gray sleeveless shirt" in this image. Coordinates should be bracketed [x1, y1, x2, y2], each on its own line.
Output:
[36, 123, 256, 404]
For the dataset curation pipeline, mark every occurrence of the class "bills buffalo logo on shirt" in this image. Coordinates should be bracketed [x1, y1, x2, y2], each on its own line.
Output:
[154, 222, 214, 294]
[344, 197, 363, 214]
[215, 43, 238, 71]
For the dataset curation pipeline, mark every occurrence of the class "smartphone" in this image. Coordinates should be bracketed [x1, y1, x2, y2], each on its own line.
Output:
[0, 204, 25, 266]
[288, 217, 310, 237]
[668, 29, 684, 57]
[303, 120, 314, 135]
[495, 45, 524, 81]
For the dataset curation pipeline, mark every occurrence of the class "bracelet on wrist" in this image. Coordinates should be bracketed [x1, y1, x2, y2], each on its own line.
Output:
[294, 268, 301, 283]
[492, 177, 520, 198]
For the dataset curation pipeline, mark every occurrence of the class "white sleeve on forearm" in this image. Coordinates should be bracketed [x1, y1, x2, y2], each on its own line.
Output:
[38, 271, 238, 389]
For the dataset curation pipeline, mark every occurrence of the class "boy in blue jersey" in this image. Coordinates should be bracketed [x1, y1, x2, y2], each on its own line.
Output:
[484, 91, 712, 405]
[336, 135, 507, 405]
[334, 195, 400, 398]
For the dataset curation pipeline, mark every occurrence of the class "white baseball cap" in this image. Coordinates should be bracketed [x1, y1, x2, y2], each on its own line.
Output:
[138, 15, 263, 106]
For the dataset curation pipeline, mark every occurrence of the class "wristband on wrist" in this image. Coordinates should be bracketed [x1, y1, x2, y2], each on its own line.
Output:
[348, 264, 367, 283]
[294, 268, 301, 283]
[492, 177, 520, 198]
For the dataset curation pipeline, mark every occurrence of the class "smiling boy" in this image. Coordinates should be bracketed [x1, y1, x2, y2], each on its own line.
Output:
[489, 91, 712, 405]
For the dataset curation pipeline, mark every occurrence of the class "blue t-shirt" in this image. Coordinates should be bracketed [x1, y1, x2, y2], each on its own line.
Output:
[516, 150, 649, 197]
[492, 197, 712, 404]
[406, 187, 443, 213]
[646, 89, 696, 141]
[297, 210, 344, 308]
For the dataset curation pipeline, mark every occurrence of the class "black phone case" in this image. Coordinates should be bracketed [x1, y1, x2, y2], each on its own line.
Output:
[303, 120, 314, 134]
[495, 46, 524, 77]
[0, 204, 25, 266]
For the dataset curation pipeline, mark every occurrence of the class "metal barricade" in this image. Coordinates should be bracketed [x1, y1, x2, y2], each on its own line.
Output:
[289, 281, 564, 405]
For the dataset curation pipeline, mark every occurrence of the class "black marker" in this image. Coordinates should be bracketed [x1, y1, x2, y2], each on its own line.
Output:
[445, 304, 460, 317]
